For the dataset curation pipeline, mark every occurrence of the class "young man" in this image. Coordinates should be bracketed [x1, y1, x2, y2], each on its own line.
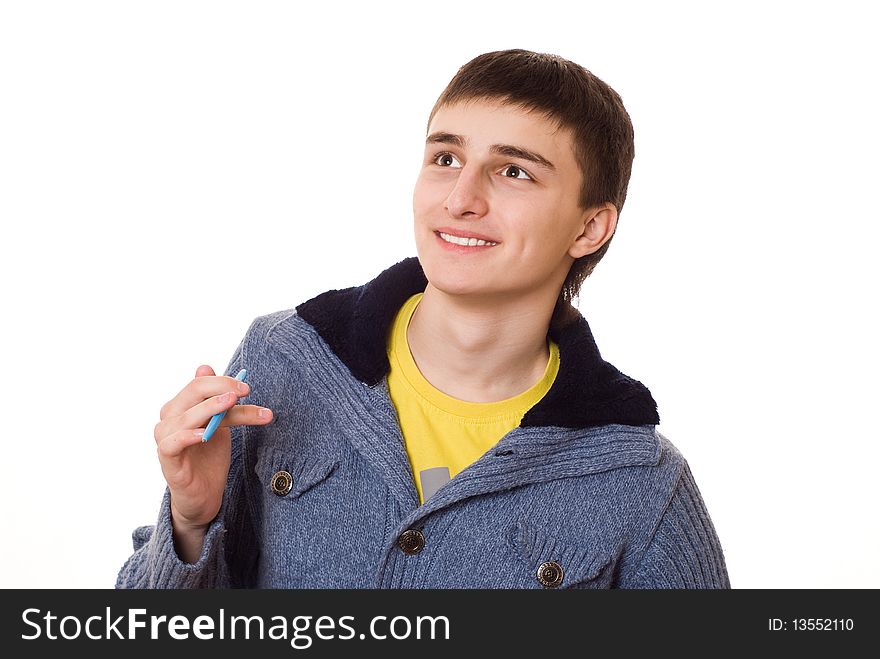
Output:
[119, 49, 730, 588]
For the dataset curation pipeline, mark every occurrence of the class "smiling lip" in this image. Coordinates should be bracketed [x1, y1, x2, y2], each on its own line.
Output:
[434, 231, 498, 253]
[434, 227, 500, 243]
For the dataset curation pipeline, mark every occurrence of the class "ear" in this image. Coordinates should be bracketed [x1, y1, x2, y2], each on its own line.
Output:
[569, 203, 618, 259]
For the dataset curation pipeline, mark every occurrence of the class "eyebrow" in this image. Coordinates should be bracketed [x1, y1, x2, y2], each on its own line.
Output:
[425, 131, 556, 172]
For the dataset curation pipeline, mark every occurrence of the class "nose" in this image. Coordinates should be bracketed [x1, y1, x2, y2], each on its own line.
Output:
[444, 164, 489, 219]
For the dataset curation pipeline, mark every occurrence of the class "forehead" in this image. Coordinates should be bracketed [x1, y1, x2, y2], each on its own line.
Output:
[427, 99, 576, 163]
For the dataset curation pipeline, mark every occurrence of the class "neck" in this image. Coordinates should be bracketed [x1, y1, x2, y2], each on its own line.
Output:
[406, 282, 555, 403]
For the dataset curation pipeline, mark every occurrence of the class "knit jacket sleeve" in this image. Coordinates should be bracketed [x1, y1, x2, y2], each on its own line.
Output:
[620, 460, 731, 589]
[115, 342, 258, 589]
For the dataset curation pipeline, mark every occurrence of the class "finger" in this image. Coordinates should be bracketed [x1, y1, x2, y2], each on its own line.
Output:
[177, 390, 242, 431]
[215, 404, 274, 428]
[196, 364, 215, 378]
[160, 372, 250, 420]
[156, 426, 223, 461]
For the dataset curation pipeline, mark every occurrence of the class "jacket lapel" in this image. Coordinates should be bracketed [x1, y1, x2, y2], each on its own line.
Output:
[294, 256, 660, 429]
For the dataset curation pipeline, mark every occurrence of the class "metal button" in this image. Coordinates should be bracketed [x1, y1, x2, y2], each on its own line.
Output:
[536, 560, 564, 588]
[397, 529, 425, 555]
[270, 470, 293, 496]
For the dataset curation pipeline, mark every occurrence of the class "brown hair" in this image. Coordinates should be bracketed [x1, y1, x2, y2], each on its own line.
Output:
[427, 49, 635, 331]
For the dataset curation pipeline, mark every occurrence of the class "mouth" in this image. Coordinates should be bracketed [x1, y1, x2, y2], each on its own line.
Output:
[434, 230, 499, 249]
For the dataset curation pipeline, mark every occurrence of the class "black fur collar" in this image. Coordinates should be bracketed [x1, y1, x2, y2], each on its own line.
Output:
[295, 256, 659, 430]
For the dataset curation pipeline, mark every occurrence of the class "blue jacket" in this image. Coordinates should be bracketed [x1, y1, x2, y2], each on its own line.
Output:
[117, 257, 730, 589]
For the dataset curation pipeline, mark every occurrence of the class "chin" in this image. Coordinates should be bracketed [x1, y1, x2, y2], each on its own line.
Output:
[421, 263, 492, 300]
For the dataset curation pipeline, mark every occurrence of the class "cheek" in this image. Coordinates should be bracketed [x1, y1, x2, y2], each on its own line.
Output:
[412, 180, 437, 218]
[513, 203, 574, 257]
[414, 172, 455, 206]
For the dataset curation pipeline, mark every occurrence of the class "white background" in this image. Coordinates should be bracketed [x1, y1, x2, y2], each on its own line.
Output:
[1, 0, 877, 589]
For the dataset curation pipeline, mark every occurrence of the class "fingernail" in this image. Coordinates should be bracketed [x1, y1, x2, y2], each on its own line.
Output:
[258, 407, 270, 418]
[194, 429, 205, 439]
[237, 381, 250, 395]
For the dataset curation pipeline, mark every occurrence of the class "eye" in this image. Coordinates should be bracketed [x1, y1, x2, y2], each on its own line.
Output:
[432, 152, 461, 168]
[501, 165, 532, 180]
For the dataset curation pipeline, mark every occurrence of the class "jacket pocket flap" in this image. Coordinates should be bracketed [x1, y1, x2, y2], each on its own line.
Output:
[255, 449, 339, 501]
[512, 521, 615, 587]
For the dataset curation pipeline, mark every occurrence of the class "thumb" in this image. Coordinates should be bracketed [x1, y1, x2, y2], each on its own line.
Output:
[195, 364, 216, 378]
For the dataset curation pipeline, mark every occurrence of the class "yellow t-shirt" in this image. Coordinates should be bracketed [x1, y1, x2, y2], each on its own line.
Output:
[386, 293, 560, 505]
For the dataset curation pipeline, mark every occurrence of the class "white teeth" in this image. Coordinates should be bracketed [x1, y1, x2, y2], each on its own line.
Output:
[439, 232, 498, 247]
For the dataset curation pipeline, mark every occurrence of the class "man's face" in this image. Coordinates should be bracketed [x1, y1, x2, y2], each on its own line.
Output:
[413, 99, 599, 305]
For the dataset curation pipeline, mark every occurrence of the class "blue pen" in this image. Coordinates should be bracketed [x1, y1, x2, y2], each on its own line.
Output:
[202, 368, 247, 441]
